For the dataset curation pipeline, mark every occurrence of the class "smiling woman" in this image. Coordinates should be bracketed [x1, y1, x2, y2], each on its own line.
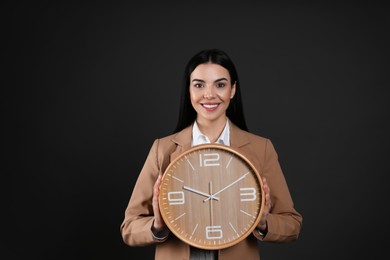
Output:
[189, 63, 236, 142]
[120, 49, 303, 260]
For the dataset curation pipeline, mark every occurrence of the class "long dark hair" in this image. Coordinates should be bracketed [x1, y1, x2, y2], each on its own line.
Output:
[174, 49, 248, 133]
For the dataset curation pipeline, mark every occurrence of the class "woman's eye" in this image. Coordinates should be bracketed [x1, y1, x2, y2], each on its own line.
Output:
[194, 83, 203, 88]
[217, 83, 225, 88]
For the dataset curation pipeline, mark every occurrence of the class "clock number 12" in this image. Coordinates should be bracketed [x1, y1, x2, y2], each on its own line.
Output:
[199, 153, 220, 167]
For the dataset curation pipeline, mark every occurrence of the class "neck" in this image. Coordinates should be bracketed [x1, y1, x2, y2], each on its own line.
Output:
[196, 117, 227, 143]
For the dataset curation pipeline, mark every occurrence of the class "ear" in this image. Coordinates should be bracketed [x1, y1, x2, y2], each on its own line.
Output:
[230, 82, 237, 99]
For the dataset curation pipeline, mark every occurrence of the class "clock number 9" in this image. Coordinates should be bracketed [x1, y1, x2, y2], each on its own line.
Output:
[199, 153, 220, 167]
[206, 225, 223, 239]
[168, 191, 185, 205]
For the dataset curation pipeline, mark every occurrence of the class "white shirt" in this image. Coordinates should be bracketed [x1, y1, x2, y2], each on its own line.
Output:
[191, 119, 230, 147]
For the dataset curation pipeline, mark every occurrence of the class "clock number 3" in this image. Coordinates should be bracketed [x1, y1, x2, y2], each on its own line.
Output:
[206, 225, 223, 239]
[240, 187, 256, 201]
[199, 153, 220, 167]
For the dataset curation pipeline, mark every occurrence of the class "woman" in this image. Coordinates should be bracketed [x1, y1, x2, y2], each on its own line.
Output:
[120, 49, 302, 259]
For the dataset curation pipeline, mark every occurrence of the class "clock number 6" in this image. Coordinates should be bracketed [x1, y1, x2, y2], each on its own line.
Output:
[199, 153, 220, 167]
[206, 225, 223, 239]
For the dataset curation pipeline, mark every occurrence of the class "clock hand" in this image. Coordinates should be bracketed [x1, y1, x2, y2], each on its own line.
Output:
[204, 172, 250, 202]
[209, 181, 214, 226]
[183, 186, 220, 201]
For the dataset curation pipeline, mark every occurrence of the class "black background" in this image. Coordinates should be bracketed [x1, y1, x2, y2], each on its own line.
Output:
[5, 1, 390, 259]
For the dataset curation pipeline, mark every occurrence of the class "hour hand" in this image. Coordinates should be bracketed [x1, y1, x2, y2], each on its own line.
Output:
[183, 186, 220, 201]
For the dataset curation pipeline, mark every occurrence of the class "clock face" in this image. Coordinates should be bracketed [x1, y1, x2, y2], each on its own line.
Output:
[158, 144, 264, 250]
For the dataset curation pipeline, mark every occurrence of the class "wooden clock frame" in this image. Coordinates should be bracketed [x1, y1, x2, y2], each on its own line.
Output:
[158, 143, 265, 250]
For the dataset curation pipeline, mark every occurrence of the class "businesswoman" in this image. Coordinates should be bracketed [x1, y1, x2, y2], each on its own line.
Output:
[121, 49, 302, 259]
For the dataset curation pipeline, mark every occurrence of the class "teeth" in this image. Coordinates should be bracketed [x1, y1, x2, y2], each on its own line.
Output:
[203, 104, 218, 108]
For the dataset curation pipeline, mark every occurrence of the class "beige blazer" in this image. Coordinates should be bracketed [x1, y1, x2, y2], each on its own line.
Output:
[121, 122, 302, 260]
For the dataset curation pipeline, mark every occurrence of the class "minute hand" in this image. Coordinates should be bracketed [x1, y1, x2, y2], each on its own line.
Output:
[204, 172, 250, 202]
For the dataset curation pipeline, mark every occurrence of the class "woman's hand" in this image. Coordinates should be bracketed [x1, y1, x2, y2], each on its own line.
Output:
[258, 177, 271, 231]
[152, 175, 167, 231]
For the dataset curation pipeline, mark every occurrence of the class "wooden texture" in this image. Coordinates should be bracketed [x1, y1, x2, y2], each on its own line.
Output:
[159, 144, 265, 250]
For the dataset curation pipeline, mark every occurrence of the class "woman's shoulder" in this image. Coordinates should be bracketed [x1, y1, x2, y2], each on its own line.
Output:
[233, 125, 271, 145]
[152, 130, 185, 153]
[250, 132, 274, 147]
[245, 130, 269, 141]
[156, 132, 178, 146]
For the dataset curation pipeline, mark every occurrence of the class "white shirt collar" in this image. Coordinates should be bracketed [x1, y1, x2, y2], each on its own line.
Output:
[191, 119, 230, 147]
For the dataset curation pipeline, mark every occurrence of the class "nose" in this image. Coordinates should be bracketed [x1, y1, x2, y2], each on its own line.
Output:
[203, 86, 215, 99]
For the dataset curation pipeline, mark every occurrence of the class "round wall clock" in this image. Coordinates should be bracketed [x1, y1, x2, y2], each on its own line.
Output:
[158, 143, 264, 250]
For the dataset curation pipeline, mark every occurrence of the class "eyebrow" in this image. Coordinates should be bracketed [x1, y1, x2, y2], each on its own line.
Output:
[192, 77, 228, 83]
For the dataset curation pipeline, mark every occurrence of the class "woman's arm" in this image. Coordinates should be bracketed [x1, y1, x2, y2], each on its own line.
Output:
[253, 139, 303, 242]
[120, 139, 167, 246]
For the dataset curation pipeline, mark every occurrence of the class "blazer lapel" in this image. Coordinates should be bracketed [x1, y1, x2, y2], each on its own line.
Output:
[170, 125, 192, 161]
[229, 122, 261, 166]
[230, 122, 250, 148]
[169, 121, 252, 162]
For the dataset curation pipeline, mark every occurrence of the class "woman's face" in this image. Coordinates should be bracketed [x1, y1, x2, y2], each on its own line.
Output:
[189, 63, 236, 124]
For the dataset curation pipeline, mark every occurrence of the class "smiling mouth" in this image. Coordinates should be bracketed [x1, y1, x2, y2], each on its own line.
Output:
[201, 103, 220, 111]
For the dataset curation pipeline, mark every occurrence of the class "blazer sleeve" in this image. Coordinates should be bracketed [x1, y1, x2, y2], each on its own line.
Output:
[120, 139, 164, 246]
[254, 139, 303, 242]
